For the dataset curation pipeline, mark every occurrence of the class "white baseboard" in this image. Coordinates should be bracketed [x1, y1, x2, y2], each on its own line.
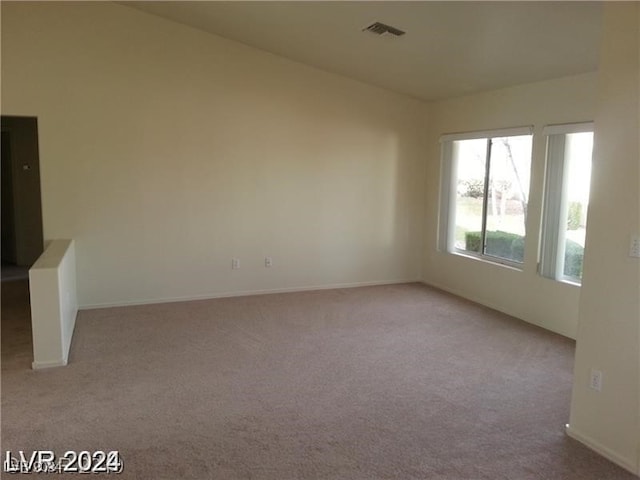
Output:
[79, 279, 421, 310]
[565, 424, 638, 475]
[32, 359, 67, 370]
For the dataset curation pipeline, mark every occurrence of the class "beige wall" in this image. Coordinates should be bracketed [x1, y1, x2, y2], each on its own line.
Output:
[422, 72, 598, 339]
[568, 3, 640, 474]
[1, 2, 428, 307]
[29, 239, 78, 369]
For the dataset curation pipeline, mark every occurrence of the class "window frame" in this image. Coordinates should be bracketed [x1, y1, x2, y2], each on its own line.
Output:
[539, 122, 594, 285]
[438, 126, 534, 269]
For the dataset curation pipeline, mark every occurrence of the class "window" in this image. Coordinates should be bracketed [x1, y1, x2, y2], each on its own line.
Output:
[439, 127, 533, 266]
[540, 123, 593, 284]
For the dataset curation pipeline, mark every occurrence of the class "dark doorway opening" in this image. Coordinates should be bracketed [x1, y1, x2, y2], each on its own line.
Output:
[1, 116, 44, 282]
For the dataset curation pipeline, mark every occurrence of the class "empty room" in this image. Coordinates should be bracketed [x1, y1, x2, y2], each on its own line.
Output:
[1, 1, 639, 479]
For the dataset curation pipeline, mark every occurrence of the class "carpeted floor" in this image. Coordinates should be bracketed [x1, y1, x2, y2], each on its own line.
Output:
[2, 281, 637, 479]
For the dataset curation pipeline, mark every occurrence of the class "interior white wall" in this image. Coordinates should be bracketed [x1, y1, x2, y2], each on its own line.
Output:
[568, 3, 639, 474]
[1, 2, 428, 308]
[29, 239, 78, 369]
[422, 72, 598, 339]
[59, 240, 78, 360]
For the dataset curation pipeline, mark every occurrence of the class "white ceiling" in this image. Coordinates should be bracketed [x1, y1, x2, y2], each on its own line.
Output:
[125, 1, 603, 102]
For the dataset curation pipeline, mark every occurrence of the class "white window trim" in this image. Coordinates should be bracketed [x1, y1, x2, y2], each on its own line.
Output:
[437, 141, 458, 253]
[440, 126, 533, 143]
[438, 126, 534, 269]
[539, 122, 593, 284]
[542, 122, 594, 136]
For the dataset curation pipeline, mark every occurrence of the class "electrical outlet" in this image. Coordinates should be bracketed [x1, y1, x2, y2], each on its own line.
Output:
[589, 369, 603, 392]
[231, 258, 240, 270]
[265, 257, 273, 268]
[630, 234, 640, 258]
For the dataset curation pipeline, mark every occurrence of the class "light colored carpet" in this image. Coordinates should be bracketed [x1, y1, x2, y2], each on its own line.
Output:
[2, 281, 637, 479]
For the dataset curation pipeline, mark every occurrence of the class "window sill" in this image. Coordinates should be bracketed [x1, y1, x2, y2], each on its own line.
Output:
[556, 277, 582, 287]
[449, 249, 524, 272]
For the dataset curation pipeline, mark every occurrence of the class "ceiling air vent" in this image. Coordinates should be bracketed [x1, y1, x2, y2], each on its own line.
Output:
[362, 22, 406, 37]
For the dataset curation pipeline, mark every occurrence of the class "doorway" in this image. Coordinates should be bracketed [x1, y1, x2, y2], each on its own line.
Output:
[1, 116, 44, 281]
[1, 116, 43, 368]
